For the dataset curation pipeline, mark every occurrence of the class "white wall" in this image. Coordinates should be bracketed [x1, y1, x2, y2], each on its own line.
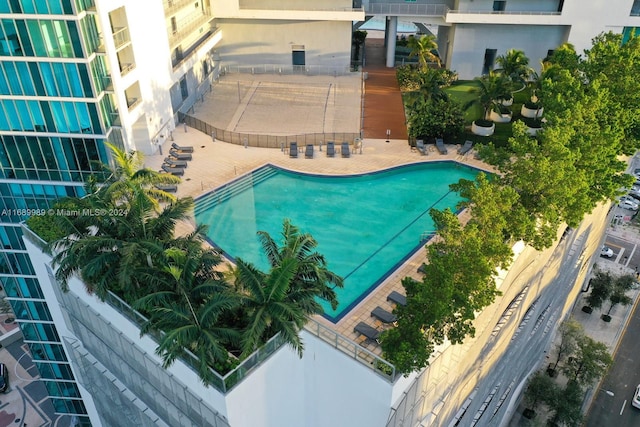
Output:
[225, 330, 396, 427]
[562, 0, 635, 55]
[217, 20, 352, 68]
[447, 24, 567, 78]
[23, 237, 104, 426]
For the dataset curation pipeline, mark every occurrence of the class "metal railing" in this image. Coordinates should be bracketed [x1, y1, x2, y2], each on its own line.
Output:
[172, 27, 221, 70]
[112, 27, 130, 50]
[221, 63, 355, 76]
[447, 10, 561, 15]
[103, 289, 288, 394]
[168, 13, 214, 47]
[181, 113, 361, 149]
[367, 3, 449, 16]
[304, 318, 398, 382]
[163, 0, 197, 15]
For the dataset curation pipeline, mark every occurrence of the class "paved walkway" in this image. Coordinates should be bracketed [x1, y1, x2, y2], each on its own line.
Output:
[362, 38, 408, 141]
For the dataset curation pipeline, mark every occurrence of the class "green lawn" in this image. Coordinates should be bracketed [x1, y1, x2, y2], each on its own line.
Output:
[444, 80, 483, 123]
[402, 77, 537, 149]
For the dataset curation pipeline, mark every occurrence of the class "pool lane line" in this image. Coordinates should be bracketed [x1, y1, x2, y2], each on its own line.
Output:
[342, 190, 453, 281]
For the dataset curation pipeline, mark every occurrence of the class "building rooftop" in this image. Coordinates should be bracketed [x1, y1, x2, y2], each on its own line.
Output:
[145, 121, 492, 357]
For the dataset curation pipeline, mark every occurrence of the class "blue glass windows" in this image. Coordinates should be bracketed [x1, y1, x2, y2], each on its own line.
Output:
[0, 61, 94, 97]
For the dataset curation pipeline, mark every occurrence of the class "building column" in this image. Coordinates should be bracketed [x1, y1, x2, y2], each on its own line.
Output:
[386, 15, 397, 68]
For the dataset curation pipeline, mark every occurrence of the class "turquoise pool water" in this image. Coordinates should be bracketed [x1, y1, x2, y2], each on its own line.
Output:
[194, 162, 480, 322]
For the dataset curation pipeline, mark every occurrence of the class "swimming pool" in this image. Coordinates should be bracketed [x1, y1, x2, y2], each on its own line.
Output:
[194, 162, 480, 322]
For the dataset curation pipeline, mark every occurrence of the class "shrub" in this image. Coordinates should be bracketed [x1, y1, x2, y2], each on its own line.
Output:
[524, 100, 542, 109]
[475, 119, 494, 127]
[522, 117, 543, 128]
[396, 65, 420, 92]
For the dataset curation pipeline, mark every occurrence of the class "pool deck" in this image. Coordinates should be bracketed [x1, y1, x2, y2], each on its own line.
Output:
[147, 128, 493, 356]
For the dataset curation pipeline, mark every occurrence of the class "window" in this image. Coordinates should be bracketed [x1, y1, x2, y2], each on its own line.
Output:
[493, 1, 506, 12]
[179, 76, 188, 100]
[171, 17, 177, 35]
[482, 49, 497, 75]
[292, 46, 305, 69]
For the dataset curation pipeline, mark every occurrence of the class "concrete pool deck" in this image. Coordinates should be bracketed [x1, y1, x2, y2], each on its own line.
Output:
[147, 127, 494, 355]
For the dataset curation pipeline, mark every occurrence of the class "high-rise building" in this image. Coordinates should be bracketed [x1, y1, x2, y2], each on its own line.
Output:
[0, 1, 361, 425]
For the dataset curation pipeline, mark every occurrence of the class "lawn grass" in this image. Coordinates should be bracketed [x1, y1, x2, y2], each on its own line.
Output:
[403, 77, 538, 149]
[444, 80, 483, 123]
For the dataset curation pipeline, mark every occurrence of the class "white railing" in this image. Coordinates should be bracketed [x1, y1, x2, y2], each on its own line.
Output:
[367, 3, 449, 16]
[447, 10, 561, 15]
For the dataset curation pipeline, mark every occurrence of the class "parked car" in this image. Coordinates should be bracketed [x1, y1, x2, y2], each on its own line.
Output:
[627, 192, 640, 202]
[0, 363, 8, 393]
[600, 246, 614, 258]
[633, 384, 640, 409]
[619, 199, 639, 210]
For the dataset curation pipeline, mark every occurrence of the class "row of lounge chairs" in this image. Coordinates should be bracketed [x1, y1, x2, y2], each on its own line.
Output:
[414, 139, 474, 156]
[159, 143, 194, 180]
[289, 141, 351, 159]
[353, 291, 407, 344]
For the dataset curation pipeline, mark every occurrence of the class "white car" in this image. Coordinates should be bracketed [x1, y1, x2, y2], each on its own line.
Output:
[600, 246, 614, 258]
[633, 384, 640, 409]
[619, 199, 639, 210]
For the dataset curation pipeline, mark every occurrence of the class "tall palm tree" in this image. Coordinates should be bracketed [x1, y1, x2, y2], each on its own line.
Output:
[232, 219, 344, 357]
[101, 142, 180, 212]
[135, 243, 241, 385]
[495, 49, 530, 84]
[407, 35, 441, 70]
[466, 72, 511, 120]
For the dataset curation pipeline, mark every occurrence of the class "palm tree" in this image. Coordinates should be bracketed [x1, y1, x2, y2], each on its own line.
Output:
[407, 35, 441, 70]
[406, 69, 450, 107]
[232, 219, 344, 357]
[495, 49, 530, 85]
[101, 142, 180, 212]
[135, 243, 241, 385]
[49, 142, 191, 300]
[50, 197, 194, 301]
[466, 72, 511, 120]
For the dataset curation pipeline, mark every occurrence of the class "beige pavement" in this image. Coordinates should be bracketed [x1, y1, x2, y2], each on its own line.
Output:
[148, 126, 493, 352]
[190, 73, 362, 136]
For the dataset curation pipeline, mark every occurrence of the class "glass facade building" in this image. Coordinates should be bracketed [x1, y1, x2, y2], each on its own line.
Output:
[0, 0, 105, 424]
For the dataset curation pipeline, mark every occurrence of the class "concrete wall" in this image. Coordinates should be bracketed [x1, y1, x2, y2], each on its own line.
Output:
[217, 20, 352, 68]
[562, 0, 635, 55]
[447, 24, 568, 78]
[455, 0, 561, 13]
[225, 330, 398, 427]
[239, 0, 352, 9]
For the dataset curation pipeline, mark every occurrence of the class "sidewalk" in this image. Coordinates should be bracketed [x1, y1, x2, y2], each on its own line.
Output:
[508, 221, 640, 426]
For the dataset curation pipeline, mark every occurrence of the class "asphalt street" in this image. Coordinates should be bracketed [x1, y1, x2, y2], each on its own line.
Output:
[585, 296, 640, 426]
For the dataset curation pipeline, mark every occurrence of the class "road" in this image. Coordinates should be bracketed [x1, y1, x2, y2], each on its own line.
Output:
[585, 295, 640, 426]
[441, 227, 590, 427]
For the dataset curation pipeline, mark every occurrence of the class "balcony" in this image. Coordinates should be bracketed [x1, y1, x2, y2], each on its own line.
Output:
[168, 13, 214, 48]
[446, 9, 562, 25]
[163, 0, 197, 16]
[112, 27, 131, 51]
[217, 4, 364, 21]
[366, 3, 449, 17]
[172, 26, 222, 69]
